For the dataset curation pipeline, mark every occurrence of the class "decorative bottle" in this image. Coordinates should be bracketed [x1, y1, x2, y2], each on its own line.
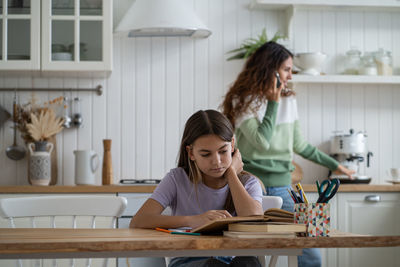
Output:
[102, 139, 113, 185]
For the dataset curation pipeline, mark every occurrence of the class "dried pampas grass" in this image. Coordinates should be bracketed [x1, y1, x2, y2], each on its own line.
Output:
[27, 109, 64, 142]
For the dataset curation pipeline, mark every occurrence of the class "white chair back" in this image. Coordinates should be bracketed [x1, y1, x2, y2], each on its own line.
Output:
[261, 195, 283, 211]
[0, 195, 127, 267]
[259, 195, 283, 267]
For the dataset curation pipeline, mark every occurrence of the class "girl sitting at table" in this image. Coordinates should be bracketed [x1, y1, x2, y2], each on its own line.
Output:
[130, 109, 263, 267]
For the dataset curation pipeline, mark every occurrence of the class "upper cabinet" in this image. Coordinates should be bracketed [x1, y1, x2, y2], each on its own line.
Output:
[0, 0, 40, 70]
[0, 0, 112, 73]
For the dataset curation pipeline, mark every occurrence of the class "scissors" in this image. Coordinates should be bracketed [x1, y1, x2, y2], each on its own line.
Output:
[317, 179, 340, 203]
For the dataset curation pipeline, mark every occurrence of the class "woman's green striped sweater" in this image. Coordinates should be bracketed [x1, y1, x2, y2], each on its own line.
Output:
[235, 95, 338, 187]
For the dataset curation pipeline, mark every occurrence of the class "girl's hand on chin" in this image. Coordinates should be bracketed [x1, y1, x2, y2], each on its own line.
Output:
[229, 148, 243, 175]
[188, 210, 232, 229]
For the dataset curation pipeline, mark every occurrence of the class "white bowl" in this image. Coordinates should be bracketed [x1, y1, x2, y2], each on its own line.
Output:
[52, 52, 72, 61]
[293, 52, 327, 75]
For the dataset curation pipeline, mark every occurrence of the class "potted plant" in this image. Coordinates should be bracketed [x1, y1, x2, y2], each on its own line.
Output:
[226, 28, 285, 61]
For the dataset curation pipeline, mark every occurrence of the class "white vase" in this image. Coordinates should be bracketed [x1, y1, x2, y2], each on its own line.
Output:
[28, 141, 54, 186]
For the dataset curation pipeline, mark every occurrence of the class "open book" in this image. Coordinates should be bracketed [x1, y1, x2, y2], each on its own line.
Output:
[191, 208, 296, 234]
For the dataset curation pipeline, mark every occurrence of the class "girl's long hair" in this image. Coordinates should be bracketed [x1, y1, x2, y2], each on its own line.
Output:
[221, 41, 293, 127]
[178, 110, 251, 214]
[178, 110, 234, 184]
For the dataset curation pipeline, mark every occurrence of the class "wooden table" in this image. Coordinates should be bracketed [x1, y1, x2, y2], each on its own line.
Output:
[1, 228, 400, 261]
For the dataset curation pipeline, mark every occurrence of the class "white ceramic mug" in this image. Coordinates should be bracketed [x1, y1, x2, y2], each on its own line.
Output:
[387, 168, 400, 181]
[74, 150, 99, 185]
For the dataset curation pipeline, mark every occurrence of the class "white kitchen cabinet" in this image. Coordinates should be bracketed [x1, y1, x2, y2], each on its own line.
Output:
[0, 0, 40, 70]
[266, 192, 338, 267]
[337, 192, 400, 267]
[303, 192, 338, 267]
[41, 0, 112, 71]
[0, 0, 112, 72]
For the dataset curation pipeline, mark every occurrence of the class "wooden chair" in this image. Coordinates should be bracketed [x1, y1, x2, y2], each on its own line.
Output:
[0, 195, 127, 267]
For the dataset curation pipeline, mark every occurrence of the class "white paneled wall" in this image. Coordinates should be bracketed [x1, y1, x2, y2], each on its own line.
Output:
[0, 0, 399, 185]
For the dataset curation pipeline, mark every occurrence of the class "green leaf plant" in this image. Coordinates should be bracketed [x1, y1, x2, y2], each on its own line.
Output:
[226, 29, 285, 61]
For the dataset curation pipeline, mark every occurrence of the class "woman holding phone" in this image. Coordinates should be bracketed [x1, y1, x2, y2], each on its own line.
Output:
[221, 41, 354, 267]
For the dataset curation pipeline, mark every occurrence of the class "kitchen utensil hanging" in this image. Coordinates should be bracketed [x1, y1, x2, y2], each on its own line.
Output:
[62, 96, 72, 128]
[6, 92, 26, 160]
[0, 104, 11, 128]
[72, 97, 83, 128]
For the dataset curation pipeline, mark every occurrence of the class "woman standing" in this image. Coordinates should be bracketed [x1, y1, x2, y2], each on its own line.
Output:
[221, 41, 354, 267]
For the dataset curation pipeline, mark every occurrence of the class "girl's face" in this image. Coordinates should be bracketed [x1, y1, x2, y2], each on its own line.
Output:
[277, 57, 293, 88]
[186, 134, 234, 181]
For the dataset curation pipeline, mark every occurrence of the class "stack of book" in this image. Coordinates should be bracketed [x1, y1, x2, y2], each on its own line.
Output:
[223, 208, 306, 238]
[191, 208, 306, 236]
[223, 221, 307, 238]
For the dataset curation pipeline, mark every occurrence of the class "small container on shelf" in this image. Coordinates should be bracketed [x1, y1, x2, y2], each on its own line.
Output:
[373, 48, 393, 76]
[359, 52, 378, 76]
[344, 47, 362, 75]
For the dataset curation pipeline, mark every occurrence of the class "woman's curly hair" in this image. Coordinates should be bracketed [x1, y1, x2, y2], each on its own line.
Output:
[221, 41, 293, 127]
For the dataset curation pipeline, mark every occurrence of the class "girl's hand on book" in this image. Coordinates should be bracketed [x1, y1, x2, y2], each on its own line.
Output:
[188, 210, 232, 228]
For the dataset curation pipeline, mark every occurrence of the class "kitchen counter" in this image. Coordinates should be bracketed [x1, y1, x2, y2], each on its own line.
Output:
[0, 184, 400, 193]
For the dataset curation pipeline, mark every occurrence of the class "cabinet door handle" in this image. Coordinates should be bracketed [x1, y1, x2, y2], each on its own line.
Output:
[365, 195, 381, 202]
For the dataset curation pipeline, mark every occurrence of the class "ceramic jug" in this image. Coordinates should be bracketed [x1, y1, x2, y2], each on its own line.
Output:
[74, 150, 99, 185]
[28, 141, 54, 186]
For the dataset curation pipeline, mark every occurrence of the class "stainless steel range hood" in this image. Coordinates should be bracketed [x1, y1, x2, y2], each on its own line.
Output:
[115, 0, 211, 38]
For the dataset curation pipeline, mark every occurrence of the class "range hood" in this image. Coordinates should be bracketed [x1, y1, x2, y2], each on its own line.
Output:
[115, 0, 211, 38]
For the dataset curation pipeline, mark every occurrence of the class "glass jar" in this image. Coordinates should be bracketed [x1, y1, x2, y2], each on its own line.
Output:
[374, 48, 393, 76]
[344, 48, 361, 75]
[359, 52, 377, 76]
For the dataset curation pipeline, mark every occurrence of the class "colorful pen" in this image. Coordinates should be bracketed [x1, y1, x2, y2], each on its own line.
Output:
[290, 188, 302, 203]
[171, 231, 201, 236]
[168, 228, 191, 233]
[155, 227, 171, 233]
[296, 183, 309, 204]
[296, 188, 304, 202]
[287, 188, 297, 203]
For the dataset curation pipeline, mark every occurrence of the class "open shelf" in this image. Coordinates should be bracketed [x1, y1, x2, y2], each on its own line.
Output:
[251, 0, 400, 11]
[290, 75, 400, 85]
[250, 0, 400, 42]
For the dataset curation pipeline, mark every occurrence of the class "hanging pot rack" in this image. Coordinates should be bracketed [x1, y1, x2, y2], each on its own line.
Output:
[0, 85, 103, 96]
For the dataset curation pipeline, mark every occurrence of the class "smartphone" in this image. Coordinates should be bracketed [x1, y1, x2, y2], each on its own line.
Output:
[275, 72, 281, 89]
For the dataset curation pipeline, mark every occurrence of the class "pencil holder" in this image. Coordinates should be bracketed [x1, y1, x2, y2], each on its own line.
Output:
[294, 203, 330, 237]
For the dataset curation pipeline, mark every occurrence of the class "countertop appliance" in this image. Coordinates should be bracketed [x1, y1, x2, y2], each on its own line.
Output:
[329, 129, 373, 182]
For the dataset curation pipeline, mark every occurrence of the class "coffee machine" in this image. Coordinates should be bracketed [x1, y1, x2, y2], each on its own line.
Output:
[329, 129, 373, 180]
